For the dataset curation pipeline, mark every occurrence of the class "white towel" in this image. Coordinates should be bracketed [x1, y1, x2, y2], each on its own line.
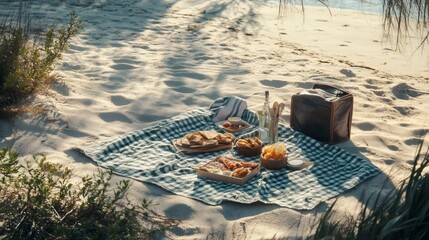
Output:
[212, 96, 247, 122]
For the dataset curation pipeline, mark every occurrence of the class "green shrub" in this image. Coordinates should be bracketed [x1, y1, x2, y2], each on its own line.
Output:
[0, 3, 83, 108]
[310, 141, 429, 240]
[0, 148, 178, 239]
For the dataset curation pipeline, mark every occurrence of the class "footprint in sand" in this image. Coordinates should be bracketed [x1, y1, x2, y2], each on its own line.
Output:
[111, 63, 137, 71]
[405, 138, 421, 146]
[110, 58, 143, 70]
[110, 95, 132, 106]
[164, 203, 195, 220]
[393, 106, 414, 116]
[52, 83, 70, 96]
[171, 65, 189, 70]
[111, 58, 142, 70]
[164, 80, 197, 93]
[378, 97, 393, 105]
[366, 79, 376, 84]
[109, 76, 126, 82]
[391, 83, 423, 100]
[373, 90, 385, 97]
[387, 145, 399, 151]
[340, 69, 356, 78]
[364, 84, 378, 90]
[164, 80, 184, 87]
[99, 112, 132, 123]
[170, 72, 209, 81]
[113, 58, 143, 65]
[384, 159, 395, 165]
[171, 86, 196, 93]
[356, 122, 376, 131]
[101, 82, 124, 92]
[102, 77, 127, 91]
[262, 70, 274, 74]
[260, 79, 288, 88]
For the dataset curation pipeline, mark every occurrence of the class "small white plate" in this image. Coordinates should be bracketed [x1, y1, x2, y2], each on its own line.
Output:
[216, 119, 252, 133]
[287, 159, 306, 170]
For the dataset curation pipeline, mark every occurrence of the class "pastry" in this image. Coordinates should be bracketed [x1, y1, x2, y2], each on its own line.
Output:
[180, 131, 234, 147]
[216, 132, 235, 144]
[236, 137, 262, 149]
[188, 133, 205, 145]
[240, 162, 259, 170]
[237, 140, 252, 148]
[203, 139, 218, 146]
[231, 167, 251, 178]
[199, 130, 220, 140]
[179, 138, 191, 146]
[199, 166, 210, 172]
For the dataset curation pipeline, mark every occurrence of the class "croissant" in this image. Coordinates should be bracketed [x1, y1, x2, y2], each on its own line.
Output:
[231, 167, 251, 178]
[240, 162, 259, 170]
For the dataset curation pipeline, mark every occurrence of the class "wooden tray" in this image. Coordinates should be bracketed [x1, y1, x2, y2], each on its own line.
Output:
[172, 139, 233, 154]
[195, 157, 260, 185]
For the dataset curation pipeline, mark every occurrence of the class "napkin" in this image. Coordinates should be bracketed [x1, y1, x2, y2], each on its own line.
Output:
[211, 96, 247, 122]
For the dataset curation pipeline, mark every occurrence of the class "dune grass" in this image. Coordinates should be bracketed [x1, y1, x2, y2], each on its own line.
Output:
[278, 0, 429, 49]
[0, 2, 82, 110]
[310, 140, 429, 240]
[383, 0, 429, 49]
[0, 148, 178, 239]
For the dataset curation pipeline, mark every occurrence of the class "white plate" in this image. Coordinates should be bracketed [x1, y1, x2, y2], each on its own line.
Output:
[287, 159, 311, 171]
[288, 159, 304, 167]
[216, 119, 252, 133]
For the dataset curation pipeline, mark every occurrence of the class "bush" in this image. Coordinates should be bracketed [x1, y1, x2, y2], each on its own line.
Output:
[0, 2, 83, 108]
[310, 141, 429, 240]
[0, 148, 178, 239]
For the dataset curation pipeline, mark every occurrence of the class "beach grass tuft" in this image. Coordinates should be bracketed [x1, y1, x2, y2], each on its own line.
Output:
[383, 0, 429, 49]
[309, 139, 429, 240]
[0, 148, 179, 239]
[0, 2, 83, 110]
[278, 0, 429, 49]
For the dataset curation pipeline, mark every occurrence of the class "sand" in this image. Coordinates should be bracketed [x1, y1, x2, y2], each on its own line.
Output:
[1, 0, 428, 239]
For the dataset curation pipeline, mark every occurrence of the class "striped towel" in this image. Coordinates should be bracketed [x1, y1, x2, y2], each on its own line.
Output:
[210, 96, 247, 122]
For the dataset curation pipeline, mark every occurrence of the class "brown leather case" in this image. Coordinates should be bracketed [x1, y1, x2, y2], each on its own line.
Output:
[290, 84, 353, 144]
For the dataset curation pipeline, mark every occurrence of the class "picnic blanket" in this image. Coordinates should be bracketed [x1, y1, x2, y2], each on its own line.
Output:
[79, 97, 380, 210]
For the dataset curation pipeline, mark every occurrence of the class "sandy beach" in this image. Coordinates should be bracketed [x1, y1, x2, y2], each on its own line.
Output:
[1, 0, 428, 238]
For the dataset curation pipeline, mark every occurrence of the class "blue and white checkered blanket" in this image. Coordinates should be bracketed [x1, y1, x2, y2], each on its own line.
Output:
[79, 97, 380, 210]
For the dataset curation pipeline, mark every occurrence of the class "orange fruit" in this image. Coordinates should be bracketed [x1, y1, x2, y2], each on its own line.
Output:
[223, 121, 232, 127]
